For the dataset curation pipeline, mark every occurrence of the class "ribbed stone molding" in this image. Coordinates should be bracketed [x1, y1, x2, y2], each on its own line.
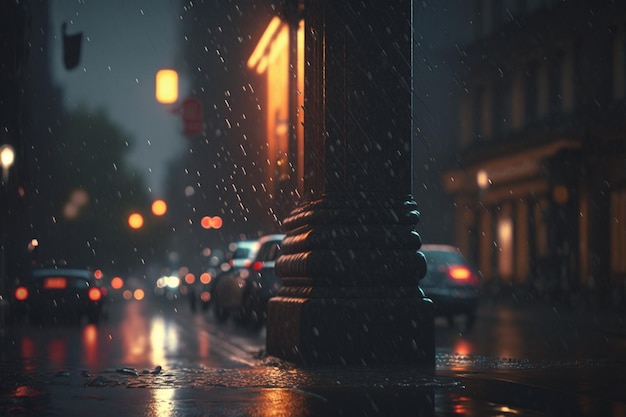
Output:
[267, 194, 434, 367]
[276, 193, 427, 288]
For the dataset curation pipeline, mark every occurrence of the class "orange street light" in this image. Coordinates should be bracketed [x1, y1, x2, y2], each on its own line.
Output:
[0, 144, 15, 183]
[128, 212, 144, 229]
[156, 69, 178, 104]
[151, 199, 167, 216]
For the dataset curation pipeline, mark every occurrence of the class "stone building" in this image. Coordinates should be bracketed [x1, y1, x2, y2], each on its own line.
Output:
[443, 0, 626, 304]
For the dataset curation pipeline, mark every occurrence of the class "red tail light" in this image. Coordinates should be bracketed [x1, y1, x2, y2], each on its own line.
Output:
[252, 261, 263, 271]
[448, 265, 471, 281]
[88, 287, 102, 302]
[44, 277, 67, 289]
[14, 286, 29, 301]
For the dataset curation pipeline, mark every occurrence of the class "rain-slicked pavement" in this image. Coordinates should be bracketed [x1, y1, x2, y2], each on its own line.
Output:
[1, 295, 625, 416]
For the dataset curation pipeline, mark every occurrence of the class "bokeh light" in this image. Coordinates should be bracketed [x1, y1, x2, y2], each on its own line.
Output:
[200, 272, 211, 284]
[151, 199, 167, 216]
[201, 215, 223, 229]
[128, 212, 144, 229]
[110, 276, 124, 290]
[155, 69, 178, 104]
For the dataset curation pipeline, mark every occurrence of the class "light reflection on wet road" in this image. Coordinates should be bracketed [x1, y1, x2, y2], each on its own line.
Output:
[0, 295, 264, 374]
[1, 294, 625, 416]
[436, 299, 626, 368]
[3, 293, 624, 375]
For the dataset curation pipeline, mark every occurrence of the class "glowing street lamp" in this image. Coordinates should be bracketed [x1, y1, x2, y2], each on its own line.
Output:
[0, 145, 15, 183]
[155, 69, 178, 104]
[151, 199, 167, 216]
[128, 212, 144, 230]
[476, 169, 489, 202]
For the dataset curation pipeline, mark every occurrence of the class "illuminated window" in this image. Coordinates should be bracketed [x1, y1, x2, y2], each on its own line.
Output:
[497, 215, 513, 280]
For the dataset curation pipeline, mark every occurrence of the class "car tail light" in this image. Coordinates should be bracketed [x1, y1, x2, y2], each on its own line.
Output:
[14, 286, 29, 301]
[448, 265, 471, 281]
[44, 277, 67, 289]
[88, 287, 102, 302]
[252, 261, 263, 271]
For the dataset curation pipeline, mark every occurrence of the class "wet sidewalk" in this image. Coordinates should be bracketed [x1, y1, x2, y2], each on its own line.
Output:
[3, 348, 626, 417]
[3, 294, 626, 416]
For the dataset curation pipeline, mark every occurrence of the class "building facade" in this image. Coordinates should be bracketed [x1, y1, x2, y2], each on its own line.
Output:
[443, 0, 626, 304]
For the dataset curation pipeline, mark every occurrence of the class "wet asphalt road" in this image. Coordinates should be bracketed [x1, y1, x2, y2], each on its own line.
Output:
[1, 292, 625, 416]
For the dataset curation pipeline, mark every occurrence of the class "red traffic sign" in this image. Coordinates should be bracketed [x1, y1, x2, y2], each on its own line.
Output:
[181, 97, 204, 138]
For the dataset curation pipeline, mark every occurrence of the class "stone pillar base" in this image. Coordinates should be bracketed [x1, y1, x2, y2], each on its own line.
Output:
[266, 289, 434, 368]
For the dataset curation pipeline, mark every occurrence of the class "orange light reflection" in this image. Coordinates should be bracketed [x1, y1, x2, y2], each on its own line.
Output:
[82, 324, 99, 367]
[451, 338, 475, 372]
[119, 302, 151, 366]
[149, 388, 176, 417]
[246, 387, 310, 417]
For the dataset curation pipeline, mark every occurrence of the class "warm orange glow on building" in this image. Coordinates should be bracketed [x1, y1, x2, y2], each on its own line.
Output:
[296, 19, 305, 192]
[247, 17, 282, 72]
[248, 17, 305, 196]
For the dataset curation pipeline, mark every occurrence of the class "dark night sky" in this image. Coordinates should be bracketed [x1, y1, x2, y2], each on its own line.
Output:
[50, 0, 184, 196]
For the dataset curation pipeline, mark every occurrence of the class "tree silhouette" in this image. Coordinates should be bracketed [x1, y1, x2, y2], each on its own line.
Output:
[33, 108, 163, 275]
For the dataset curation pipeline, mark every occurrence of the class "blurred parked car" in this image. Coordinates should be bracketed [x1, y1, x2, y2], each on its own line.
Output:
[10, 268, 108, 325]
[419, 244, 480, 329]
[208, 239, 261, 315]
[212, 234, 285, 329]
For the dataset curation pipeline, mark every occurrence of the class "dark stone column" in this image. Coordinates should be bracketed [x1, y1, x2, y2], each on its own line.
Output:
[266, 0, 434, 367]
